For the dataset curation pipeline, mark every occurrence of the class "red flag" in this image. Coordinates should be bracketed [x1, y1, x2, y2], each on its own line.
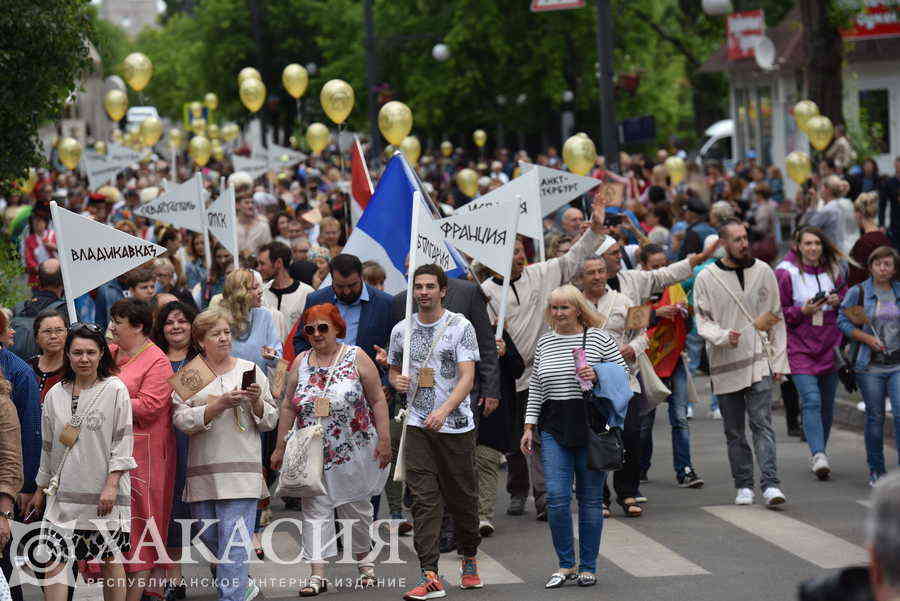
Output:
[350, 136, 373, 225]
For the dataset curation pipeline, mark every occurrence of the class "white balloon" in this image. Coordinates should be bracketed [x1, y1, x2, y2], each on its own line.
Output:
[105, 75, 126, 91]
[432, 43, 450, 62]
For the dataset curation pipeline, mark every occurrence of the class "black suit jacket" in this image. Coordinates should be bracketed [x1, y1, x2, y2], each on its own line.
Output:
[391, 277, 500, 400]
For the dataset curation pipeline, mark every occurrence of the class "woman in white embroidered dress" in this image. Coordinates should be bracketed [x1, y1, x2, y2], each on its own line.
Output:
[272, 302, 391, 597]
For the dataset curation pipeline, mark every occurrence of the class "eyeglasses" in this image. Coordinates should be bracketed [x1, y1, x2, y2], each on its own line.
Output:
[69, 322, 102, 334]
[303, 323, 330, 336]
[38, 328, 67, 337]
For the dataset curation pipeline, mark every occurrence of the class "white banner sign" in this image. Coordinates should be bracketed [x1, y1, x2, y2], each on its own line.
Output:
[134, 173, 206, 233]
[438, 198, 519, 279]
[413, 200, 456, 273]
[519, 161, 600, 216]
[81, 143, 142, 191]
[51, 201, 166, 303]
[268, 143, 306, 169]
[233, 153, 270, 181]
[459, 168, 541, 240]
[206, 184, 238, 262]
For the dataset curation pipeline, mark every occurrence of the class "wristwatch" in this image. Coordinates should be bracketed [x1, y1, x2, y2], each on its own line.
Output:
[0, 510, 13, 520]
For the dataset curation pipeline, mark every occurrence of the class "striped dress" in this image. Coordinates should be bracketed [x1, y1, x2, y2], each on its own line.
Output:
[525, 327, 628, 426]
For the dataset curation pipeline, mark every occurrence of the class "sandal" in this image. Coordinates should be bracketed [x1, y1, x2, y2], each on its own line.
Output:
[544, 571, 577, 589]
[577, 572, 597, 587]
[357, 563, 376, 588]
[299, 575, 328, 597]
[618, 498, 643, 518]
[602, 503, 611, 518]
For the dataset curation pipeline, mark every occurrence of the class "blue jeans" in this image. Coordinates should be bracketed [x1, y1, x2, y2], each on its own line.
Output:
[666, 362, 693, 474]
[540, 431, 607, 574]
[686, 330, 703, 373]
[191, 499, 257, 601]
[856, 368, 900, 477]
[792, 372, 838, 456]
[639, 409, 655, 475]
[717, 377, 779, 489]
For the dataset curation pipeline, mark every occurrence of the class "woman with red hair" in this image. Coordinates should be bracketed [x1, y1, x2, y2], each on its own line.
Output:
[272, 303, 391, 596]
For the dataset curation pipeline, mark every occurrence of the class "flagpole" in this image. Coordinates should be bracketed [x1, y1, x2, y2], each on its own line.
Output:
[49, 202, 79, 323]
[495, 196, 521, 340]
[538, 233, 546, 263]
[226, 179, 239, 271]
[198, 173, 212, 272]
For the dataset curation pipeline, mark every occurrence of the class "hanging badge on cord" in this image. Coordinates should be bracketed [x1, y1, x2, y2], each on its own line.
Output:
[812, 310, 823, 327]
[418, 367, 435, 388]
[314, 396, 331, 417]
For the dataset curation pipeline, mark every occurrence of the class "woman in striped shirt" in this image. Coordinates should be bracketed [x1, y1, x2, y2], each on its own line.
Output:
[521, 285, 627, 589]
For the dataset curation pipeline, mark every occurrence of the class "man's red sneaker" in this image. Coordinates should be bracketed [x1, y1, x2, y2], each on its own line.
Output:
[459, 557, 484, 589]
[403, 571, 446, 600]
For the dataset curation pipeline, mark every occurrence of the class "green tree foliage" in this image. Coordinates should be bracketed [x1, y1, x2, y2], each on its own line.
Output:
[0, 0, 96, 185]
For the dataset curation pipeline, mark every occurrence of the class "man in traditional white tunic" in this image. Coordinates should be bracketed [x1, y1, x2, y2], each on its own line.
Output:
[694, 220, 790, 508]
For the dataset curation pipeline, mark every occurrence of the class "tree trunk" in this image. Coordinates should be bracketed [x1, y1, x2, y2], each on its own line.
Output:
[799, 0, 844, 124]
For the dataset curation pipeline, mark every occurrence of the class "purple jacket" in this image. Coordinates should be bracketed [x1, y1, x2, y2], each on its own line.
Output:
[775, 253, 846, 375]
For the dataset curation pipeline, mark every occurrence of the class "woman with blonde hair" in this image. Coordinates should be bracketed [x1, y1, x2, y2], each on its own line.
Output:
[220, 269, 282, 371]
[849, 192, 892, 286]
[521, 284, 628, 588]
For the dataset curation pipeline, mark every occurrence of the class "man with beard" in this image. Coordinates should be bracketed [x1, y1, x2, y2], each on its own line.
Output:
[291, 253, 393, 364]
[694, 219, 790, 508]
[257, 241, 314, 338]
[388, 264, 483, 597]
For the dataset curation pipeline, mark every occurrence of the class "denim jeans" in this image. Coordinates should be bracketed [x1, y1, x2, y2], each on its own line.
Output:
[639, 409, 655, 474]
[191, 498, 257, 601]
[717, 377, 780, 490]
[665, 362, 693, 474]
[792, 372, 838, 456]
[686, 330, 704, 373]
[540, 431, 607, 574]
[856, 368, 900, 477]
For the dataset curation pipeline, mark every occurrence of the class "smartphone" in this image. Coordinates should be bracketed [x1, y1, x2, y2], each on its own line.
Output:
[241, 368, 255, 390]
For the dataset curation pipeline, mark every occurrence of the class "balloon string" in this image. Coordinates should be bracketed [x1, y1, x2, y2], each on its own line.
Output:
[337, 122, 350, 235]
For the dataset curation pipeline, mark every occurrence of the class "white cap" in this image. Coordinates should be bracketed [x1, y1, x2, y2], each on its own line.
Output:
[595, 234, 617, 256]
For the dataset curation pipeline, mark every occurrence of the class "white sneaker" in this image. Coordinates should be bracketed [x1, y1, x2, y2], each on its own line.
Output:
[763, 487, 787, 507]
[711, 408, 722, 420]
[810, 453, 831, 480]
[734, 488, 754, 505]
[687, 404, 694, 419]
[478, 520, 495, 537]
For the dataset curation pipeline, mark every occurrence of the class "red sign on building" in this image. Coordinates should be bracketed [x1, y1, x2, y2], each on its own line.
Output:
[841, 2, 900, 41]
[530, 0, 586, 12]
[727, 9, 764, 60]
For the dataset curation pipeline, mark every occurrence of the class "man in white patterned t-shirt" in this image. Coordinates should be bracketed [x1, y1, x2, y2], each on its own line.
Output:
[388, 264, 483, 597]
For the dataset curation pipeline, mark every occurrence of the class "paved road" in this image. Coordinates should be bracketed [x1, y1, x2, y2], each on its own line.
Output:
[26, 391, 878, 601]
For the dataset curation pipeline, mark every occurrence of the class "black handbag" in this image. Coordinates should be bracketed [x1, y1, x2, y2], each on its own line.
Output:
[580, 330, 624, 471]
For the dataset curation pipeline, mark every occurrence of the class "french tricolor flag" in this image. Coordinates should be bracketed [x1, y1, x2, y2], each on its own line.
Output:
[349, 135, 373, 226]
[341, 153, 465, 294]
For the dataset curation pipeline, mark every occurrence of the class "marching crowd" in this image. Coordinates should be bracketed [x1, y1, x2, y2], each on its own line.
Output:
[0, 137, 899, 601]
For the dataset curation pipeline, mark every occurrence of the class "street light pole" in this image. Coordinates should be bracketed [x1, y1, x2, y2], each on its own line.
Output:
[595, 0, 619, 173]
[364, 0, 381, 159]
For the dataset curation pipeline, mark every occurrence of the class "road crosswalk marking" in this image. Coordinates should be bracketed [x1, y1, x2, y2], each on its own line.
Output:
[398, 535, 524, 584]
[702, 505, 868, 569]
[573, 516, 710, 577]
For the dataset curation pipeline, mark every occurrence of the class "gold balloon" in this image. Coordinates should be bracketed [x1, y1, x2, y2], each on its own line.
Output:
[204, 92, 219, 111]
[239, 78, 266, 113]
[139, 116, 163, 147]
[320, 79, 354, 125]
[664, 156, 687, 185]
[212, 140, 225, 161]
[306, 122, 330, 156]
[400, 135, 421, 165]
[785, 151, 812, 185]
[562, 133, 597, 176]
[58, 137, 82, 170]
[121, 52, 153, 92]
[189, 135, 212, 167]
[456, 168, 479, 198]
[15, 168, 38, 195]
[378, 101, 413, 146]
[94, 141, 107, 155]
[473, 129, 487, 148]
[289, 135, 298, 148]
[793, 100, 819, 133]
[189, 101, 203, 119]
[222, 123, 239, 142]
[282, 63, 309, 99]
[103, 89, 128, 122]
[384, 144, 396, 160]
[208, 123, 221, 140]
[238, 67, 262, 86]
[191, 118, 207, 136]
[168, 128, 184, 150]
[806, 115, 834, 151]
[440, 141, 453, 157]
